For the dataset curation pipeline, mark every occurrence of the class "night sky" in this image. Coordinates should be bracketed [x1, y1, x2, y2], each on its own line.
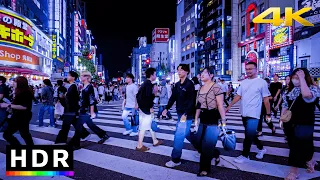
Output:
[84, 0, 177, 78]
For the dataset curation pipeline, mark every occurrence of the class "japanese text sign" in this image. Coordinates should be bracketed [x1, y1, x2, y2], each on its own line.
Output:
[152, 28, 169, 43]
[52, 33, 57, 60]
[0, 10, 34, 49]
[0, 45, 39, 65]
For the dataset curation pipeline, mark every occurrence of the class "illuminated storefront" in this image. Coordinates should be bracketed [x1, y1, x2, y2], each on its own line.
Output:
[266, 19, 293, 79]
[0, 7, 52, 83]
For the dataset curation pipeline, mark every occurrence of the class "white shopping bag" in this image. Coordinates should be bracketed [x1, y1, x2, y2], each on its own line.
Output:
[54, 102, 64, 115]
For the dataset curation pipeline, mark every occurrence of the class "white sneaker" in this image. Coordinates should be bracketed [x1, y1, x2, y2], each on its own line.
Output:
[123, 130, 133, 135]
[129, 132, 138, 137]
[195, 152, 201, 158]
[234, 155, 250, 163]
[256, 148, 267, 159]
[81, 134, 91, 142]
[165, 160, 181, 168]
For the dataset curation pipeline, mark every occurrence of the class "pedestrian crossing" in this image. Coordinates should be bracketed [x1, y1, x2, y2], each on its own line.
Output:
[0, 104, 320, 179]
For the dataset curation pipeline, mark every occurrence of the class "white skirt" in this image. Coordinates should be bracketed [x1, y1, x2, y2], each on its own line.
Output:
[139, 110, 152, 131]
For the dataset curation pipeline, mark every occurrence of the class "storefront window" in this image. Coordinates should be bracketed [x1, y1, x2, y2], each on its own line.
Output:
[249, 43, 254, 50]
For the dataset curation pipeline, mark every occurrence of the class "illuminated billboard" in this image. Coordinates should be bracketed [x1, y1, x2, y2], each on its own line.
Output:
[152, 28, 169, 43]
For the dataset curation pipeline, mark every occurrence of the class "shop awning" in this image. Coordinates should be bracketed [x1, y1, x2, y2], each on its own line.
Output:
[0, 67, 49, 77]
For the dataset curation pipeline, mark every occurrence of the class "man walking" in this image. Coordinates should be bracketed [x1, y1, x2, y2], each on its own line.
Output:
[38, 79, 55, 127]
[226, 62, 270, 163]
[122, 73, 139, 137]
[162, 64, 195, 168]
[136, 68, 163, 152]
[219, 79, 229, 106]
[0, 76, 9, 132]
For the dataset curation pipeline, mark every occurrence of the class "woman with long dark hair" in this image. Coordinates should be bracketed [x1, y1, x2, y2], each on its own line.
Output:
[281, 68, 318, 180]
[1, 76, 34, 145]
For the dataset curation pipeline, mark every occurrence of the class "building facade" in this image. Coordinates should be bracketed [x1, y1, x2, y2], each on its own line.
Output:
[197, 0, 232, 80]
[294, 0, 320, 78]
[175, 0, 185, 77]
[181, 0, 197, 77]
[233, 0, 294, 81]
[0, 2, 53, 84]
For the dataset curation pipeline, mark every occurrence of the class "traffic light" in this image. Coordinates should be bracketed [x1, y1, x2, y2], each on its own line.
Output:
[88, 54, 93, 60]
[146, 59, 150, 65]
[117, 77, 121, 81]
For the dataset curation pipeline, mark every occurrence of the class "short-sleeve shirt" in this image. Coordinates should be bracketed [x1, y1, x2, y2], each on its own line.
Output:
[196, 83, 224, 110]
[237, 78, 271, 119]
[125, 83, 138, 108]
[12, 90, 33, 120]
[270, 82, 283, 97]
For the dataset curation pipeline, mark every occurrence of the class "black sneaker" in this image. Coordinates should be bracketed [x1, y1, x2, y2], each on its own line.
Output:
[98, 135, 110, 144]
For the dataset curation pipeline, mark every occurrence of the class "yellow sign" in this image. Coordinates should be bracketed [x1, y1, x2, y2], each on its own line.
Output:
[253, 7, 314, 27]
[52, 34, 57, 60]
[0, 10, 34, 49]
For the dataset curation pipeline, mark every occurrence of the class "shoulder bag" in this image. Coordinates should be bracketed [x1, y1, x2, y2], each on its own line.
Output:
[280, 96, 298, 123]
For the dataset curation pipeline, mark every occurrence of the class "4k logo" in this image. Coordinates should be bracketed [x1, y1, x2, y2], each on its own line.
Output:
[253, 7, 314, 26]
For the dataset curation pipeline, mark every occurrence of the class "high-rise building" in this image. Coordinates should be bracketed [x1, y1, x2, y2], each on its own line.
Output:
[294, 0, 320, 79]
[197, 0, 232, 80]
[0, 0, 53, 82]
[151, 28, 169, 77]
[132, 43, 152, 84]
[181, 0, 197, 77]
[234, 0, 294, 81]
[175, 0, 185, 77]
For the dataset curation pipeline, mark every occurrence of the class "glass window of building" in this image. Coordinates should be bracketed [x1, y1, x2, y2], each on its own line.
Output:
[187, 44, 191, 50]
[241, 46, 246, 56]
[191, 12, 195, 18]
[240, 1, 246, 12]
[182, 47, 186, 52]
[182, 28, 185, 34]
[182, 38, 185, 43]
[186, 35, 190, 41]
[186, 15, 191, 22]
[186, 54, 190, 59]
[249, 43, 254, 50]
[192, 42, 195, 47]
[207, 0, 213, 7]
[186, 24, 191, 31]
[259, 4, 265, 33]
[191, 52, 195, 58]
[207, 19, 213, 27]
[191, 62, 195, 68]
[258, 40, 265, 52]
[191, 32, 195, 37]
[182, 56, 185, 61]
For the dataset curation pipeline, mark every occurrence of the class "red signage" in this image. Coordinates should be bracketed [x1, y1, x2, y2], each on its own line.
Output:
[0, 45, 39, 66]
[152, 28, 169, 43]
[245, 50, 258, 64]
[0, 10, 34, 49]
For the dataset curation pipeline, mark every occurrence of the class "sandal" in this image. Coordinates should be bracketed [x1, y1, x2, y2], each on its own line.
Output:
[285, 172, 298, 180]
[136, 145, 150, 152]
[153, 140, 163, 147]
[197, 171, 208, 177]
[306, 160, 318, 173]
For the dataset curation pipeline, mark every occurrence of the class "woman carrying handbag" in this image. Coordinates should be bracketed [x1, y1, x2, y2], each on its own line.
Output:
[188, 67, 227, 177]
[281, 68, 318, 180]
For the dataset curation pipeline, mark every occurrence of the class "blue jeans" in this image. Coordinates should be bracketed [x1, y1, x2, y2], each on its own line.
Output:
[122, 108, 138, 132]
[242, 117, 263, 157]
[0, 108, 7, 131]
[171, 114, 192, 163]
[157, 106, 172, 119]
[38, 104, 55, 126]
[189, 124, 220, 172]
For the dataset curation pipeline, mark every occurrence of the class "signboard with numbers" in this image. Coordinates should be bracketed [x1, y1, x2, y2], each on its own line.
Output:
[152, 28, 169, 43]
[0, 9, 34, 49]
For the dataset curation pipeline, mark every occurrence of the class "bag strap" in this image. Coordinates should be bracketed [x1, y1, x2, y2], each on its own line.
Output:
[205, 83, 215, 109]
[288, 95, 299, 110]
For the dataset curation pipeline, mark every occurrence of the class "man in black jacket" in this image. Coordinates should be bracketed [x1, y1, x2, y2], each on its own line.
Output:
[55, 71, 82, 149]
[162, 64, 195, 168]
[136, 68, 163, 152]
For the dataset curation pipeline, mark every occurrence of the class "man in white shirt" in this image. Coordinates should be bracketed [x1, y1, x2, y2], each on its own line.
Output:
[122, 73, 139, 136]
[98, 84, 105, 103]
[219, 79, 229, 106]
[226, 62, 271, 163]
[166, 81, 172, 99]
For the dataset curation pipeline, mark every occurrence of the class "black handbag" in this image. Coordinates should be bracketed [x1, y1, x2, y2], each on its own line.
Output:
[131, 110, 139, 126]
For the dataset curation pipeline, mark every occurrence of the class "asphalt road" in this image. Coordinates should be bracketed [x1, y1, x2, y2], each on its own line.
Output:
[0, 100, 320, 180]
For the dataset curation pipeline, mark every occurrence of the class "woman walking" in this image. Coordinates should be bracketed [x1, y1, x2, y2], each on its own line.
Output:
[282, 68, 318, 180]
[189, 67, 227, 176]
[2, 76, 34, 145]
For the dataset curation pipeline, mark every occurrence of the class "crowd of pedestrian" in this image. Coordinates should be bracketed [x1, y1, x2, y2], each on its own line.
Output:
[0, 62, 319, 179]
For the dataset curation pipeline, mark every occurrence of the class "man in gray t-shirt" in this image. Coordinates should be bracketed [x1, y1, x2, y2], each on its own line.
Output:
[226, 62, 271, 164]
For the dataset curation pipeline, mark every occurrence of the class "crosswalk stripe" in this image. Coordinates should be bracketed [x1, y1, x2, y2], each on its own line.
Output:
[40, 119, 320, 159]
[0, 153, 73, 180]
[2, 125, 319, 179]
[0, 136, 216, 180]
